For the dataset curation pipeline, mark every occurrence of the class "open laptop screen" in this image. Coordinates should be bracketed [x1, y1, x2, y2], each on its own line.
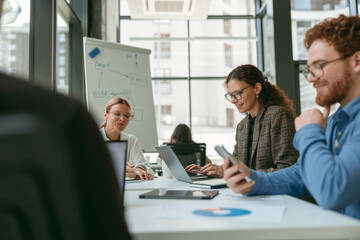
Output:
[106, 141, 127, 203]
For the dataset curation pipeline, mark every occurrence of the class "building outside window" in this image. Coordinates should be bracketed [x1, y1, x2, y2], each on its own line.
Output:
[154, 68, 172, 95]
[223, 0, 231, 5]
[56, 13, 69, 95]
[223, 13, 231, 35]
[291, 0, 349, 113]
[120, 0, 255, 157]
[224, 43, 233, 68]
[226, 108, 234, 127]
[161, 105, 173, 125]
[154, 33, 171, 59]
[0, 0, 30, 79]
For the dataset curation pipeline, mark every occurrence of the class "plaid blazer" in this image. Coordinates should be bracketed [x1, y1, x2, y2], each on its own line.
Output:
[233, 105, 299, 172]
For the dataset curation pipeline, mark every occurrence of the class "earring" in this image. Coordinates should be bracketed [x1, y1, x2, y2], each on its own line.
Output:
[256, 94, 259, 98]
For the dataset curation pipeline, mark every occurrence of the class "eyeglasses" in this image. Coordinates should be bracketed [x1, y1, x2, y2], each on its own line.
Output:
[302, 55, 350, 80]
[224, 85, 251, 102]
[111, 112, 134, 121]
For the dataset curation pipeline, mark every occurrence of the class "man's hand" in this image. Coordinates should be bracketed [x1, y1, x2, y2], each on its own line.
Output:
[223, 158, 255, 194]
[295, 105, 330, 131]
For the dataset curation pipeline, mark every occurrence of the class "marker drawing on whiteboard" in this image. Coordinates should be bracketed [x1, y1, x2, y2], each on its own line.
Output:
[98, 71, 103, 89]
[88, 47, 100, 58]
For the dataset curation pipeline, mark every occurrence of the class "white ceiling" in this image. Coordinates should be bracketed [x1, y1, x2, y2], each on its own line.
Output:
[127, 0, 211, 20]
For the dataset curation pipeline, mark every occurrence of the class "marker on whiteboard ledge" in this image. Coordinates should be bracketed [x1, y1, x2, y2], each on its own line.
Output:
[88, 47, 100, 58]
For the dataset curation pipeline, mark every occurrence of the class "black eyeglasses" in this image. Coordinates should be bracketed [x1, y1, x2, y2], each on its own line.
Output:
[302, 55, 350, 80]
[224, 85, 251, 102]
[111, 111, 134, 121]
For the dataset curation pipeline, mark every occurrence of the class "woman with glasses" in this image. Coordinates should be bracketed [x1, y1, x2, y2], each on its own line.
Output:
[99, 97, 153, 180]
[187, 64, 298, 177]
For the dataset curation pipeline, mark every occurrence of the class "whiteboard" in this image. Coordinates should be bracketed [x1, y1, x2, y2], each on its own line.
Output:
[83, 37, 158, 152]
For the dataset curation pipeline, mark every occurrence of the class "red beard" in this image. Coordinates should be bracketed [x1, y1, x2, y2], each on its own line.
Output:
[315, 66, 352, 106]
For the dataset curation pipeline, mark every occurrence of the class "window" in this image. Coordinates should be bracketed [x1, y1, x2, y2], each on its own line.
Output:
[294, 0, 311, 10]
[56, 13, 69, 95]
[223, 0, 231, 5]
[58, 67, 65, 77]
[291, 0, 349, 60]
[59, 44, 66, 54]
[161, 105, 173, 125]
[0, 0, 30, 79]
[154, 33, 171, 59]
[154, 68, 171, 78]
[223, 13, 231, 35]
[291, 0, 350, 113]
[224, 43, 233, 68]
[58, 56, 66, 65]
[154, 68, 172, 95]
[120, 0, 256, 157]
[226, 108, 234, 127]
[59, 33, 66, 42]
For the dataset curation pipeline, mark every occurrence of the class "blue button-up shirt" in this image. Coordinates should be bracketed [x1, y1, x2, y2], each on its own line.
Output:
[248, 96, 360, 220]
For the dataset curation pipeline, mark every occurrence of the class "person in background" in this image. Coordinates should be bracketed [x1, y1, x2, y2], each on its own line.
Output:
[171, 123, 213, 166]
[186, 64, 299, 177]
[99, 97, 153, 180]
[170, 124, 219, 175]
[170, 123, 197, 144]
[223, 15, 360, 220]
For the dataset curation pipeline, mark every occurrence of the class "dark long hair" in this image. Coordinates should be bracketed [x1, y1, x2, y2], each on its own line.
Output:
[170, 124, 194, 143]
[225, 64, 297, 118]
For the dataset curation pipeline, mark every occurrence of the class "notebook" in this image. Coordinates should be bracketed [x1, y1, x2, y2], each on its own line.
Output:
[156, 146, 227, 189]
[106, 140, 128, 203]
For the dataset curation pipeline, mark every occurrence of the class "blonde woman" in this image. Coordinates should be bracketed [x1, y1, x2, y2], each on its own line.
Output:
[99, 97, 153, 180]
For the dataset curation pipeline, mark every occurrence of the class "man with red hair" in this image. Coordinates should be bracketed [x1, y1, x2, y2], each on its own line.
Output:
[223, 15, 360, 220]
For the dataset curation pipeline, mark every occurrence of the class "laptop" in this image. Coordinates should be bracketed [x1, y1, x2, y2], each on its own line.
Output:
[106, 140, 127, 203]
[156, 146, 227, 189]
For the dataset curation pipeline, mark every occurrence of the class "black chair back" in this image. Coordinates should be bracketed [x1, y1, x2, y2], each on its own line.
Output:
[0, 113, 131, 240]
[164, 142, 206, 167]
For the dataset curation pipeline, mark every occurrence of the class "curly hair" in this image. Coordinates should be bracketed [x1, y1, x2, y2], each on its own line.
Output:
[225, 64, 297, 118]
[304, 14, 360, 56]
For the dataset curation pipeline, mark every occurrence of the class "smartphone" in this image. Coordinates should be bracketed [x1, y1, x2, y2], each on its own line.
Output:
[139, 189, 219, 199]
[214, 145, 251, 182]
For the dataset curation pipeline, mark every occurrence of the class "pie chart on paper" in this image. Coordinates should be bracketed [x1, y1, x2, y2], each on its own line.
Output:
[192, 208, 251, 217]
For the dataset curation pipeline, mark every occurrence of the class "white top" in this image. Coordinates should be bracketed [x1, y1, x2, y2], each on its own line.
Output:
[99, 127, 154, 176]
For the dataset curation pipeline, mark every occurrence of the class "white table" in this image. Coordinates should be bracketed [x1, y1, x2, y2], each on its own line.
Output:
[124, 178, 360, 240]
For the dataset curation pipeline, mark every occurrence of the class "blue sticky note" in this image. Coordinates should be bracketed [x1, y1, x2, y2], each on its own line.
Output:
[88, 47, 100, 58]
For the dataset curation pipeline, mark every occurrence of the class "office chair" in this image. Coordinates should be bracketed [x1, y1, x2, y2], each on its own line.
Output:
[164, 142, 206, 167]
[0, 113, 131, 240]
